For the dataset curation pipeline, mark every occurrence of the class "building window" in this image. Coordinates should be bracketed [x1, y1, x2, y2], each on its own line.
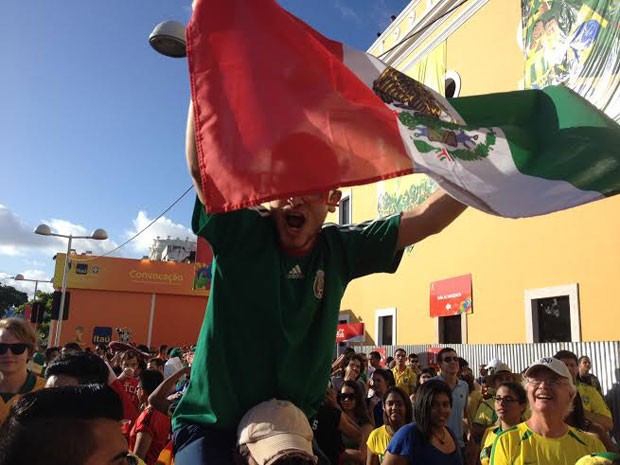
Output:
[409, 11, 416, 26]
[438, 315, 462, 343]
[336, 311, 351, 356]
[375, 308, 397, 346]
[445, 70, 461, 98]
[339, 196, 351, 225]
[524, 283, 581, 343]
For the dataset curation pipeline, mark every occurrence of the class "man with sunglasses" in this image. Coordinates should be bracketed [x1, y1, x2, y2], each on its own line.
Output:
[0, 317, 46, 424]
[172, 101, 467, 465]
[430, 348, 469, 452]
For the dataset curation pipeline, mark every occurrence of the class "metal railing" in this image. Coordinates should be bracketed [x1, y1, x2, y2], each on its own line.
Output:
[356, 341, 620, 394]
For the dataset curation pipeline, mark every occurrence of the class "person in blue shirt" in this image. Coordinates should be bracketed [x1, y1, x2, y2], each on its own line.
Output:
[430, 348, 469, 450]
[383, 379, 463, 465]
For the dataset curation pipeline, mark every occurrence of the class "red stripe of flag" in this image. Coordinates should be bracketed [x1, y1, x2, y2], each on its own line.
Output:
[187, 0, 412, 213]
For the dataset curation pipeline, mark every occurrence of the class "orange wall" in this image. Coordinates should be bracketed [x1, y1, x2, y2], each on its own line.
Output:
[56, 288, 207, 348]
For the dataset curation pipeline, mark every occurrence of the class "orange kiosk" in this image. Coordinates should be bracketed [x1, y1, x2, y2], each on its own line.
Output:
[51, 253, 210, 348]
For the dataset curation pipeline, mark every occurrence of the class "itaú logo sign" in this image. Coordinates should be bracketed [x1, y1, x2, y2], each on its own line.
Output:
[129, 270, 184, 284]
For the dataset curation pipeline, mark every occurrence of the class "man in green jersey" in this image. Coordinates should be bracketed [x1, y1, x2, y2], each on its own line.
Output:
[172, 102, 467, 465]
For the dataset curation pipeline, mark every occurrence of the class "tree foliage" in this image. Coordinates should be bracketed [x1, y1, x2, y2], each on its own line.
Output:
[0, 284, 27, 315]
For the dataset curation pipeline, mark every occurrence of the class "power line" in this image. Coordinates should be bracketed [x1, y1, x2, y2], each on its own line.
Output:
[77, 185, 194, 262]
[379, 0, 469, 59]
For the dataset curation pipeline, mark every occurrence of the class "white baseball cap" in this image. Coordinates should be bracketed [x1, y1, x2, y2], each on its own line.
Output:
[524, 357, 573, 382]
[485, 359, 511, 375]
[237, 399, 317, 465]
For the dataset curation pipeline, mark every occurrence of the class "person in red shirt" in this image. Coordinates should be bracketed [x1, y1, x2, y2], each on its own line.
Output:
[119, 351, 144, 410]
[130, 369, 171, 465]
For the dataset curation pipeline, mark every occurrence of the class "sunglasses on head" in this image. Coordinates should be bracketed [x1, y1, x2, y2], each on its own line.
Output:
[442, 356, 458, 363]
[338, 393, 356, 402]
[0, 343, 31, 355]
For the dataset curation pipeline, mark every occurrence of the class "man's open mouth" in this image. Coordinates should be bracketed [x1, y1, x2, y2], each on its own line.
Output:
[284, 212, 306, 229]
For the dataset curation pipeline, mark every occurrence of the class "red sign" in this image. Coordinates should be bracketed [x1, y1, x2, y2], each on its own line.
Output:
[430, 274, 473, 317]
[336, 323, 365, 342]
[427, 347, 443, 367]
[373, 347, 387, 366]
[24, 305, 32, 321]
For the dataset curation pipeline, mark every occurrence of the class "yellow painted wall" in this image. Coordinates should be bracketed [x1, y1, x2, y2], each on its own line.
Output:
[340, 0, 620, 344]
[446, 0, 524, 95]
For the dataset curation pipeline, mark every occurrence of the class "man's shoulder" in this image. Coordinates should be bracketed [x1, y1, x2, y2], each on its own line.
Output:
[567, 425, 603, 448]
[577, 382, 599, 395]
[496, 422, 528, 443]
[577, 382, 606, 406]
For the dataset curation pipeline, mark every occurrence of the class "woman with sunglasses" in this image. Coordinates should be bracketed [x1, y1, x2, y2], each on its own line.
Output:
[0, 318, 46, 424]
[383, 379, 463, 465]
[366, 387, 412, 465]
[479, 382, 527, 465]
[339, 380, 374, 465]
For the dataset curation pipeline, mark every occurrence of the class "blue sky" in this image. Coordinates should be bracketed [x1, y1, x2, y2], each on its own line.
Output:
[0, 0, 410, 296]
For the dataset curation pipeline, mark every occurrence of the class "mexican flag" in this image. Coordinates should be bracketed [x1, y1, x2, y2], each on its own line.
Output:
[187, 0, 620, 217]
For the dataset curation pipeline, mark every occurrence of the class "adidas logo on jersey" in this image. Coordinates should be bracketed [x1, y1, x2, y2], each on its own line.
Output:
[287, 265, 304, 279]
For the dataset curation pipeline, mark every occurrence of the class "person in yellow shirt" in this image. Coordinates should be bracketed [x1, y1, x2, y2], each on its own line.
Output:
[490, 357, 605, 465]
[0, 318, 46, 424]
[366, 387, 412, 465]
[391, 349, 416, 397]
[555, 350, 613, 432]
[479, 382, 527, 465]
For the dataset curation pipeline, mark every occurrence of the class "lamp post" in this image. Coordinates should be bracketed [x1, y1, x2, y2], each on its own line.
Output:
[13, 274, 52, 302]
[149, 20, 187, 57]
[34, 224, 108, 346]
[13, 274, 52, 333]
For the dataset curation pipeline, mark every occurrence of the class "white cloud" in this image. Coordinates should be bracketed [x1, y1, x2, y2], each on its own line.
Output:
[0, 205, 120, 258]
[334, 0, 362, 24]
[0, 270, 54, 299]
[0, 204, 50, 256]
[124, 211, 194, 257]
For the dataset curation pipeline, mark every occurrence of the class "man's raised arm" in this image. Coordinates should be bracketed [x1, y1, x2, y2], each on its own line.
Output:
[396, 188, 467, 250]
[186, 100, 206, 205]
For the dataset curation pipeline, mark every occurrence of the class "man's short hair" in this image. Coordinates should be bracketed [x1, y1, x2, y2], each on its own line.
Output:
[62, 342, 82, 353]
[554, 350, 578, 364]
[369, 351, 381, 361]
[394, 348, 407, 356]
[148, 358, 166, 369]
[139, 369, 164, 396]
[0, 385, 123, 465]
[44, 347, 60, 363]
[437, 347, 456, 363]
[45, 352, 109, 385]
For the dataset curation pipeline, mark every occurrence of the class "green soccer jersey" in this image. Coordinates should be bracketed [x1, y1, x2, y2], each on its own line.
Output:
[172, 200, 403, 431]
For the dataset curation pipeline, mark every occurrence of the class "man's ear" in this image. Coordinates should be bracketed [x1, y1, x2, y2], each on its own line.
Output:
[327, 190, 342, 213]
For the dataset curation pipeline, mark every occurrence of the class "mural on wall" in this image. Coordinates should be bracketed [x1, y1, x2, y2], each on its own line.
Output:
[377, 174, 437, 253]
[522, 0, 620, 122]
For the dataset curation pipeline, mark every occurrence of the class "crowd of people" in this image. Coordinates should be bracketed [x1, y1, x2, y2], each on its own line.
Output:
[1, 315, 620, 465]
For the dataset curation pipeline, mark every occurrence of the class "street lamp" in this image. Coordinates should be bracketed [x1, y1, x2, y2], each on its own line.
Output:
[34, 223, 108, 346]
[14, 274, 52, 301]
[149, 20, 187, 58]
[14, 274, 52, 333]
